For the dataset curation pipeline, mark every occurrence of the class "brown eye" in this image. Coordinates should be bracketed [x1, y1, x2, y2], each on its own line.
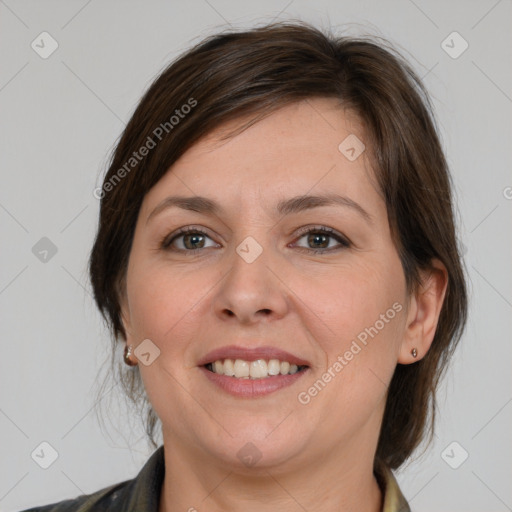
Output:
[162, 227, 217, 252]
[293, 226, 350, 254]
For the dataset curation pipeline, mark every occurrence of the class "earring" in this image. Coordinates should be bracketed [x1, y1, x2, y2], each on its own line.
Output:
[411, 348, 418, 358]
[124, 344, 138, 366]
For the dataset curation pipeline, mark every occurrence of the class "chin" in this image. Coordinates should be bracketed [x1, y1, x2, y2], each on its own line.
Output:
[204, 424, 307, 471]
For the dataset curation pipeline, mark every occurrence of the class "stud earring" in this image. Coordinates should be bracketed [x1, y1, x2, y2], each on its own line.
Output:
[124, 344, 138, 366]
[411, 347, 418, 358]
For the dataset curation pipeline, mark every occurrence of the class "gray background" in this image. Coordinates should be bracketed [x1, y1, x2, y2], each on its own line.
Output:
[1, 1, 511, 511]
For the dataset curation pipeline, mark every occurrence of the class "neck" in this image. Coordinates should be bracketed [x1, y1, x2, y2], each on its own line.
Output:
[158, 436, 383, 512]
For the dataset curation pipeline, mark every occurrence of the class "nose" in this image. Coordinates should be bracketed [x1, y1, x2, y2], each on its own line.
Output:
[212, 241, 289, 325]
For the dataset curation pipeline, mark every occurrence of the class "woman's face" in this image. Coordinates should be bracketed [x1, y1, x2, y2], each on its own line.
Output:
[121, 98, 412, 472]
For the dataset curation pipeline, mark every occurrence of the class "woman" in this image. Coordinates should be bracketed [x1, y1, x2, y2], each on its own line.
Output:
[23, 20, 467, 512]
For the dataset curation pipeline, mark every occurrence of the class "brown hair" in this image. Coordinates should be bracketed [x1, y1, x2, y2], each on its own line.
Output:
[89, 20, 468, 470]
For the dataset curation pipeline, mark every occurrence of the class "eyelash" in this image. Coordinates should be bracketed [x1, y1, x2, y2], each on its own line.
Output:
[161, 225, 351, 255]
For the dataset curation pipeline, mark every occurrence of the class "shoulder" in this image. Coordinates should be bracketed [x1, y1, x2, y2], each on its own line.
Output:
[18, 478, 134, 512]
[19, 445, 165, 512]
[18, 479, 131, 511]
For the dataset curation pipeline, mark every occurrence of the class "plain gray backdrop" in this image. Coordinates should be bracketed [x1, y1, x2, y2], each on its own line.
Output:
[1, 1, 511, 511]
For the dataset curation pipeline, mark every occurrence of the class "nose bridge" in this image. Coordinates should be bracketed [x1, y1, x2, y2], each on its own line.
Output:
[212, 227, 288, 322]
[230, 229, 273, 296]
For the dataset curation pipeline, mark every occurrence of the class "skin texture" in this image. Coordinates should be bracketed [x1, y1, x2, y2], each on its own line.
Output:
[119, 98, 448, 512]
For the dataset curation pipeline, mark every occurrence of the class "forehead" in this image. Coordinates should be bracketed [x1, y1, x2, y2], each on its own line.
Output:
[188, 97, 366, 159]
[141, 98, 380, 217]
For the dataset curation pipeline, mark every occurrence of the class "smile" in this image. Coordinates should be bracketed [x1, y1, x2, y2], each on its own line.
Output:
[200, 360, 309, 398]
[205, 358, 308, 379]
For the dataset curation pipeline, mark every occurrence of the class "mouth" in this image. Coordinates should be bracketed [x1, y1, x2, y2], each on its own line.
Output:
[203, 358, 309, 379]
[197, 344, 311, 380]
[197, 345, 311, 396]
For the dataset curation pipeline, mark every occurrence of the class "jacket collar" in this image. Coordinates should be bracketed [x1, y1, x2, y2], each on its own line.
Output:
[118, 445, 411, 512]
[376, 464, 411, 512]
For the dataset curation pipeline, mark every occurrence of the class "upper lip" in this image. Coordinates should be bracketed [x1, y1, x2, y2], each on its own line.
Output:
[197, 345, 311, 367]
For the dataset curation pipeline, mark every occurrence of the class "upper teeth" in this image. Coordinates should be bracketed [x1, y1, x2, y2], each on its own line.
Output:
[208, 359, 304, 379]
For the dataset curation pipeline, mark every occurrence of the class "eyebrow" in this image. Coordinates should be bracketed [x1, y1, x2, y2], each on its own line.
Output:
[146, 193, 373, 225]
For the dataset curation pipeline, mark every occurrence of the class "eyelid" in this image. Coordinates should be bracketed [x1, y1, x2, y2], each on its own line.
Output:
[161, 224, 351, 252]
[294, 224, 347, 239]
[161, 225, 217, 249]
[291, 225, 351, 250]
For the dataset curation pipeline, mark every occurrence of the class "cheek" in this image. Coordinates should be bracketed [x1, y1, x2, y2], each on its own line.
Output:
[126, 261, 186, 341]
[126, 258, 221, 360]
[293, 256, 404, 350]
[294, 255, 406, 416]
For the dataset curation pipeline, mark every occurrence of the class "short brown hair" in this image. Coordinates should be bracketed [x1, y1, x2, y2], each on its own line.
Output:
[89, 20, 468, 470]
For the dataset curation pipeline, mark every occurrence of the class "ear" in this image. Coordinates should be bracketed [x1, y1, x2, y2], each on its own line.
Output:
[398, 259, 448, 364]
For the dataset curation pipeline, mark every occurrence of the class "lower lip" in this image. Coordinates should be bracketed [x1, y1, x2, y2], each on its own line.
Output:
[199, 366, 309, 398]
